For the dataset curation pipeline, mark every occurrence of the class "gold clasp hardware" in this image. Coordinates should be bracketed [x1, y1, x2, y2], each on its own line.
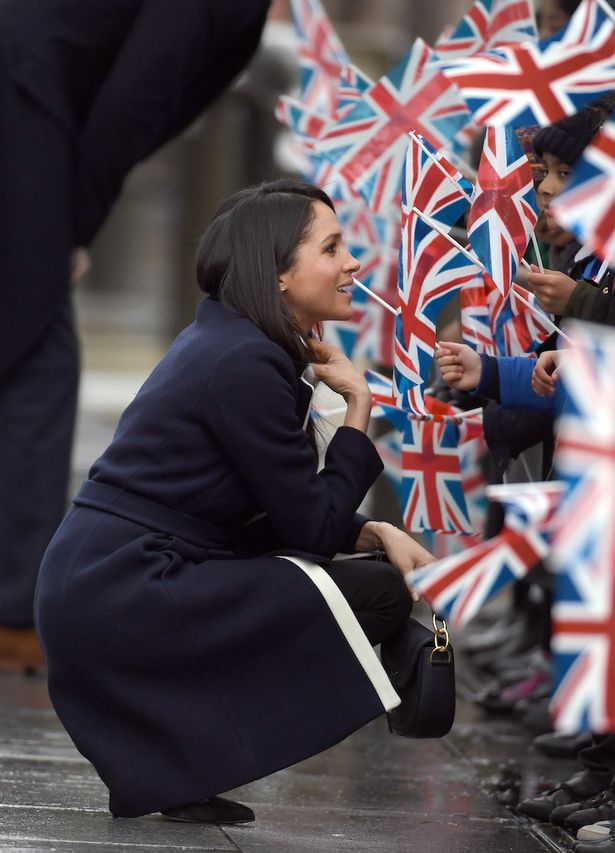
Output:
[430, 614, 451, 663]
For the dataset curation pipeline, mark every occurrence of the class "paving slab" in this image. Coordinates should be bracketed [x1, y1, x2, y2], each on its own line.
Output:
[0, 807, 234, 851]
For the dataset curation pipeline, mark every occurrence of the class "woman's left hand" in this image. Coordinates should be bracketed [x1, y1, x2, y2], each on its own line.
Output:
[377, 522, 434, 575]
[357, 521, 435, 598]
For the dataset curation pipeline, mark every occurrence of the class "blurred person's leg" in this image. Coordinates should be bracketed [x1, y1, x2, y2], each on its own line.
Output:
[0, 297, 79, 633]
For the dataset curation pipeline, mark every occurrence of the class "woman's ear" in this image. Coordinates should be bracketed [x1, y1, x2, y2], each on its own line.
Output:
[278, 275, 287, 293]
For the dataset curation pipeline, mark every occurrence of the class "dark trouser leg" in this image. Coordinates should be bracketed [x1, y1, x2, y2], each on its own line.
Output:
[0, 298, 79, 627]
[577, 734, 615, 787]
[322, 558, 412, 646]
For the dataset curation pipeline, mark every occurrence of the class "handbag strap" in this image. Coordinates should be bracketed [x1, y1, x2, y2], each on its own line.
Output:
[430, 613, 452, 664]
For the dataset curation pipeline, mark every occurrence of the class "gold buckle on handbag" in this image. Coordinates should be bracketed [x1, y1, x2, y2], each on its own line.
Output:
[430, 614, 452, 664]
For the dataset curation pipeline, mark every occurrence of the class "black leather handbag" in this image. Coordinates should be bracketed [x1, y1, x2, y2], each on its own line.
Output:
[380, 614, 455, 738]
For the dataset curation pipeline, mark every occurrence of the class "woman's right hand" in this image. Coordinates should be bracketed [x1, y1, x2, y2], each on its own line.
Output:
[309, 339, 371, 432]
[435, 341, 482, 391]
[309, 339, 370, 401]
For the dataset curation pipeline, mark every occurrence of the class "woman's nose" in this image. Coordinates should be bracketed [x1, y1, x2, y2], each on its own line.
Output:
[345, 250, 360, 274]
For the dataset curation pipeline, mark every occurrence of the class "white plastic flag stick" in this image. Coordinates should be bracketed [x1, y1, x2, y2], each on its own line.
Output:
[352, 277, 397, 315]
[411, 206, 572, 343]
[318, 403, 483, 421]
[511, 286, 572, 342]
[411, 206, 483, 267]
[530, 233, 545, 273]
[595, 257, 610, 282]
[519, 235, 544, 274]
[408, 131, 474, 203]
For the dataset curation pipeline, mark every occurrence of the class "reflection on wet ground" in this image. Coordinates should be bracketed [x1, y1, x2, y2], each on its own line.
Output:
[0, 643, 580, 853]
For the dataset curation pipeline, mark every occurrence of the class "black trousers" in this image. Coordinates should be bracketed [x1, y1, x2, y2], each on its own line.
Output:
[322, 557, 413, 646]
[0, 298, 79, 626]
[578, 734, 615, 786]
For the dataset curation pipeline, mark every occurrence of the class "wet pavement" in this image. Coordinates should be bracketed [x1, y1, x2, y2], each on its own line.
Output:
[0, 634, 581, 853]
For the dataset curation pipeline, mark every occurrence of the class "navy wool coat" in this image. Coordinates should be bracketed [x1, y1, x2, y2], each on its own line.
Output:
[35, 298, 400, 818]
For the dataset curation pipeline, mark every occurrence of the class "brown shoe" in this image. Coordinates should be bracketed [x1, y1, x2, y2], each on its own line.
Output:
[0, 626, 45, 673]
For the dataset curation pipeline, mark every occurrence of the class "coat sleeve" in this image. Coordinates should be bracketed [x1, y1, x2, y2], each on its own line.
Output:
[204, 340, 383, 559]
[496, 356, 555, 411]
[74, 0, 270, 245]
[564, 280, 600, 320]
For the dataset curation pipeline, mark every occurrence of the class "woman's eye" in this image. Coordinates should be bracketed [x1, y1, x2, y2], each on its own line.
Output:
[559, 170, 571, 179]
[325, 244, 337, 254]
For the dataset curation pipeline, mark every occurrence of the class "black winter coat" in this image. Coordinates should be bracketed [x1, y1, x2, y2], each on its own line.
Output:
[0, 0, 270, 380]
[35, 298, 398, 817]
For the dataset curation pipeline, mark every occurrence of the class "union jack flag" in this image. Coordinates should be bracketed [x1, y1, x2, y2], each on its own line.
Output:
[365, 369, 397, 413]
[420, 420, 488, 558]
[317, 38, 470, 215]
[373, 429, 488, 542]
[552, 115, 615, 268]
[367, 372, 487, 534]
[321, 290, 367, 358]
[434, 0, 537, 60]
[458, 421, 489, 534]
[484, 272, 554, 355]
[405, 133, 474, 229]
[274, 96, 357, 197]
[323, 204, 399, 365]
[436, 0, 615, 127]
[290, 0, 349, 118]
[353, 274, 397, 368]
[374, 428, 403, 499]
[467, 125, 539, 296]
[461, 273, 498, 353]
[275, 95, 332, 147]
[395, 237, 478, 413]
[395, 144, 479, 413]
[380, 406, 473, 534]
[412, 481, 563, 627]
[348, 206, 399, 366]
[549, 321, 615, 733]
[335, 64, 374, 119]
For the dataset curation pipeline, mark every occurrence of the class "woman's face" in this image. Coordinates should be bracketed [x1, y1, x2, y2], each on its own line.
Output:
[535, 152, 574, 247]
[280, 200, 361, 334]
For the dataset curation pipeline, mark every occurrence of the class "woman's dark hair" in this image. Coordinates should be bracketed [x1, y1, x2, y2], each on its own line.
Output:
[196, 179, 336, 367]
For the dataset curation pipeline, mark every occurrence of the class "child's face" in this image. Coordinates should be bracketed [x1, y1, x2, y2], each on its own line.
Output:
[536, 152, 573, 247]
[538, 0, 572, 39]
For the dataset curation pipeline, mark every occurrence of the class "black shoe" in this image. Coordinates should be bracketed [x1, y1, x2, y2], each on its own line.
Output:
[161, 795, 255, 824]
[517, 773, 609, 822]
[519, 700, 553, 735]
[551, 791, 614, 827]
[533, 731, 593, 759]
[567, 795, 615, 833]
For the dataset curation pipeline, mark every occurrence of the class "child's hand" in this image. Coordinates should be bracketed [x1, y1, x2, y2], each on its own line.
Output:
[531, 350, 563, 397]
[527, 265, 576, 315]
[435, 341, 482, 391]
